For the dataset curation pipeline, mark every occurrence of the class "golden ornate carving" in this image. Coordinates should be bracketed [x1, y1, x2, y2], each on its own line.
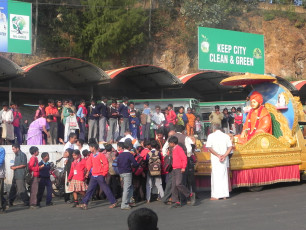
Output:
[294, 96, 305, 121]
[230, 151, 301, 170]
[236, 133, 290, 151]
[265, 103, 296, 146]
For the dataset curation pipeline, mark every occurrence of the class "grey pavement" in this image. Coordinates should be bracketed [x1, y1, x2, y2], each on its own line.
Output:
[1, 182, 306, 230]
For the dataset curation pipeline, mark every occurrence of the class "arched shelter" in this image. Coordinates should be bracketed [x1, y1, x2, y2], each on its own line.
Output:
[176, 71, 246, 101]
[0, 57, 110, 104]
[100, 65, 182, 98]
[0, 55, 24, 82]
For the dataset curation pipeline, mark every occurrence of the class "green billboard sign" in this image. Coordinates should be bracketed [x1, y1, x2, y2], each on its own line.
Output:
[198, 27, 264, 74]
[0, 0, 32, 54]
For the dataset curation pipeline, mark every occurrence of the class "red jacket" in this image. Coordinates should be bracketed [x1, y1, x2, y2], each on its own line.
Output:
[172, 145, 187, 170]
[86, 152, 109, 177]
[166, 110, 177, 126]
[28, 156, 39, 178]
[68, 158, 86, 181]
[140, 148, 150, 158]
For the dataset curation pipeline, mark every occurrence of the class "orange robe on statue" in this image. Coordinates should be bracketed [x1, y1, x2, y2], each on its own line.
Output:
[242, 106, 272, 140]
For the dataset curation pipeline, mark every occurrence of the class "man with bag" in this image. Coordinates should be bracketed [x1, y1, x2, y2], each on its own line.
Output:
[145, 140, 164, 203]
[140, 102, 151, 141]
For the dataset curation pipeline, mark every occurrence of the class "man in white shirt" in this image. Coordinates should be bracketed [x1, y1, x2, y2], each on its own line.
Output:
[1, 102, 14, 143]
[206, 124, 232, 200]
[120, 130, 140, 149]
[151, 105, 165, 136]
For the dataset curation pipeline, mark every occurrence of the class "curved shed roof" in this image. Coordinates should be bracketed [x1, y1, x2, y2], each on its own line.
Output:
[22, 57, 110, 86]
[106, 65, 181, 88]
[0, 56, 24, 81]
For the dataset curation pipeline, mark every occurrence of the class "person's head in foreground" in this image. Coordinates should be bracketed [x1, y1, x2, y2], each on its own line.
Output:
[128, 208, 158, 230]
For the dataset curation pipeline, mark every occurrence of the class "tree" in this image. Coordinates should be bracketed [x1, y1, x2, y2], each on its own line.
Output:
[78, 0, 147, 64]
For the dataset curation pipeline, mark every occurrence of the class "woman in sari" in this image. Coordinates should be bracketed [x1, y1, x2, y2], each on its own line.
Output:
[27, 116, 52, 145]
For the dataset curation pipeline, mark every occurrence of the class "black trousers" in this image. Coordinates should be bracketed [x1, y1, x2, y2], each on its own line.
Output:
[0, 178, 6, 210]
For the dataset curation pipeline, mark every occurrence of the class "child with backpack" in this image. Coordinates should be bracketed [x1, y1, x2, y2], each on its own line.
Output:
[67, 150, 88, 207]
[104, 144, 120, 199]
[132, 146, 146, 202]
[145, 140, 164, 203]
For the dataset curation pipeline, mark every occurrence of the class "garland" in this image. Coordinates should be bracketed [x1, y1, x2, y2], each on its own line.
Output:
[247, 105, 264, 140]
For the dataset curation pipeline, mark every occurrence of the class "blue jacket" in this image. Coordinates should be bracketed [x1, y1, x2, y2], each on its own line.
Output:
[117, 150, 139, 174]
[118, 103, 129, 118]
[39, 161, 51, 178]
[0, 147, 5, 179]
[88, 105, 100, 120]
[97, 102, 108, 118]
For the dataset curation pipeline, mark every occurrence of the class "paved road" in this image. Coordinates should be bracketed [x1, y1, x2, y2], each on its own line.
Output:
[2, 182, 306, 230]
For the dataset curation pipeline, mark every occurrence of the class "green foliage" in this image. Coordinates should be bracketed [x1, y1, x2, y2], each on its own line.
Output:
[180, 0, 245, 28]
[263, 12, 275, 21]
[78, 0, 147, 64]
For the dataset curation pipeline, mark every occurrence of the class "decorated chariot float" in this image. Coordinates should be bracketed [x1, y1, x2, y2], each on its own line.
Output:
[195, 73, 306, 191]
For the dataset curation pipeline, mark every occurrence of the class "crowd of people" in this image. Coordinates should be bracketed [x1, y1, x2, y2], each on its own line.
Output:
[0, 97, 234, 214]
[209, 105, 244, 135]
[0, 98, 203, 146]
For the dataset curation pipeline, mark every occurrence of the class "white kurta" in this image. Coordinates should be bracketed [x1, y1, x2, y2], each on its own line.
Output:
[206, 130, 232, 199]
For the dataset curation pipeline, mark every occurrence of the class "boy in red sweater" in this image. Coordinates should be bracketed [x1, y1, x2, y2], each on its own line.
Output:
[28, 146, 41, 208]
[80, 143, 117, 210]
[168, 136, 195, 208]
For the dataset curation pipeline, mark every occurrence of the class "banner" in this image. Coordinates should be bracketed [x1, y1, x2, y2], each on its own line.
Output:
[0, 0, 32, 54]
[198, 27, 264, 74]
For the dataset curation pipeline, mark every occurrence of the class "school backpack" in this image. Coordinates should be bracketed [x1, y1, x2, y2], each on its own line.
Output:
[112, 156, 120, 175]
[25, 166, 33, 185]
[132, 154, 145, 176]
[148, 150, 161, 176]
[108, 152, 117, 176]
[163, 149, 173, 173]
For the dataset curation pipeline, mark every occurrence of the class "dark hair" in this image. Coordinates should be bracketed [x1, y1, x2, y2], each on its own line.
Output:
[124, 138, 133, 149]
[175, 125, 185, 132]
[38, 100, 44, 105]
[237, 107, 242, 112]
[156, 128, 164, 135]
[29, 146, 39, 155]
[127, 208, 158, 230]
[89, 142, 99, 150]
[105, 144, 113, 152]
[122, 96, 129, 102]
[144, 101, 149, 106]
[90, 99, 96, 103]
[155, 105, 161, 109]
[117, 142, 125, 149]
[144, 140, 151, 147]
[231, 107, 236, 111]
[215, 105, 220, 109]
[223, 108, 228, 112]
[73, 149, 81, 156]
[77, 139, 84, 146]
[80, 99, 86, 104]
[12, 143, 20, 149]
[48, 99, 54, 104]
[179, 106, 184, 110]
[88, 138, 97, 145]
[168, 104, 173, 108]
[112, 100, 117, 104]
[10, 101, 16, 106]
[150, 140, 158, 149]
[69, 133, 77, 139]
[65, 148, 74, 158]
[46, 115, 54, 121]
[168, 136, 178, 144]
[41, 152, 49, 159]
[129, 101, 134, 106]
[82, 149, 89, 157]
[187, 107, 191, 110]
[101, 96, 107, 101]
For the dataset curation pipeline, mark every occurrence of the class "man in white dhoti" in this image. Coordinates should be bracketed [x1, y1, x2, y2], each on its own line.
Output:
[206, 124, 232, 200]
